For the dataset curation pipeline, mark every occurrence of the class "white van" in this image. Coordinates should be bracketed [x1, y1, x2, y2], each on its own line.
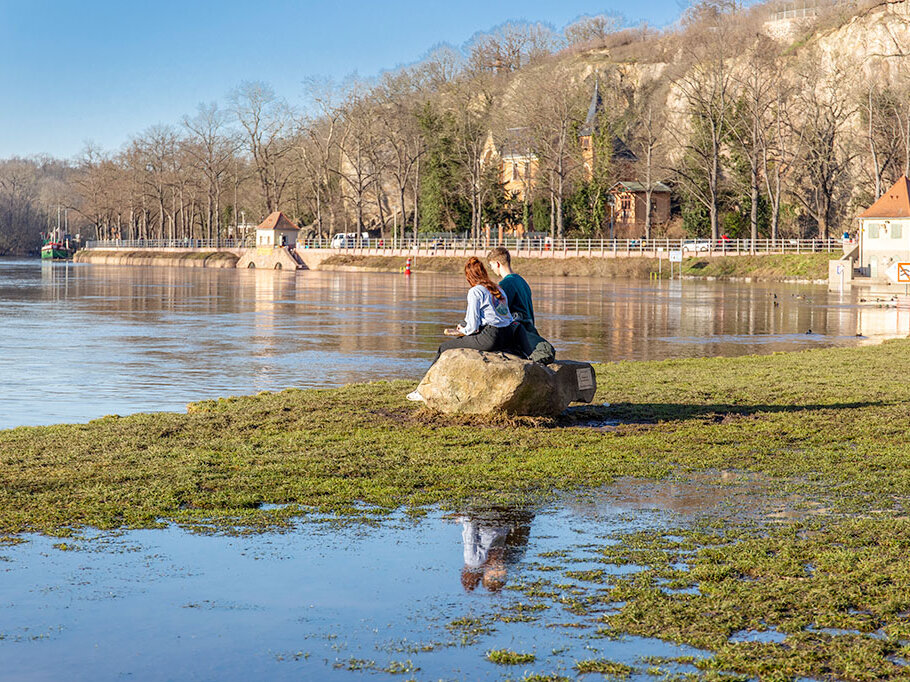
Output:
[330, 232, 369, 248]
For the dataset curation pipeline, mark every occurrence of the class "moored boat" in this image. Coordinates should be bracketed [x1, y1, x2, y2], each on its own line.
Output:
[40, 241, 73, 260]
[41, 206, 76, 260]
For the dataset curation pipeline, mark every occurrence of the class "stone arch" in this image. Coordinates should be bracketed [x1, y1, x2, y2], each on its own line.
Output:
[247, 262, 256, 268]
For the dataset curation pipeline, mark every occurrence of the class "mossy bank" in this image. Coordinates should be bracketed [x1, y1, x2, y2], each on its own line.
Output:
[3, 339, 909, 534]
[321, 253, 832, 281]
[6, 340, 910, 679]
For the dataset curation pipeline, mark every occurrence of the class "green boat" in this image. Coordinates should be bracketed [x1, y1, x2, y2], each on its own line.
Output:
[41, 207, 75, 260]
[41, 241, 73, 260]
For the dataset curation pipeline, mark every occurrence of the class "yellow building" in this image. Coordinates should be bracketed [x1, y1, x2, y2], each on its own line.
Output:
[482, 80, 638, 211]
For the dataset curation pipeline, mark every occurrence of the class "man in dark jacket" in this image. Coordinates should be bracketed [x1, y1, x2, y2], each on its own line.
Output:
[487, 247, 556, 364]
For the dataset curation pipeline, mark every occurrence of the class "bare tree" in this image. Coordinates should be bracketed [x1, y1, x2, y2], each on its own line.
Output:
[517, 69, 587, 238]
[334, 90, 380, 231]
[758, 75, 802, 241]
[372, 70, 426, 244]
[730, 37, 779, 248]
[792, 55, 857, 239]
[632, 84, 669, 239]
[563, 14, 621, 48]
[450, 75, 495, 241]
[466, 22, 556, 74]
[183, 102, 239, 239]
[668, 3, 739, 240]
[230, 81, 296, 214]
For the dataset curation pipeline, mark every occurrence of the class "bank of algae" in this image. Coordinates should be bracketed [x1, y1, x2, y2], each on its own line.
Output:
[321, 253, 832, 281]
[4, 339, 910, 679]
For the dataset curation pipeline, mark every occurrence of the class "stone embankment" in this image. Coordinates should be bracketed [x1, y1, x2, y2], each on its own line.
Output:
[74, 250, 239, 268]
[74, 248, 834, 281]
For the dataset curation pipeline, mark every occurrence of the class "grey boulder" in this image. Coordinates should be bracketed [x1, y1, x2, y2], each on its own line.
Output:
[416, 349, 597, 416]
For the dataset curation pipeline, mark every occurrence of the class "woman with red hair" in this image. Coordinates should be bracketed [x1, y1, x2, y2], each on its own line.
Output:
[407, 257, 518, 401]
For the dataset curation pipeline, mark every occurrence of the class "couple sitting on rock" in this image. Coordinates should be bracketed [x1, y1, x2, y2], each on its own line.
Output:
[407, 247, 555, 402]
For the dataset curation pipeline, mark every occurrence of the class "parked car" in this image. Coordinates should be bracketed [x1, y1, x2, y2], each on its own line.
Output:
[330, 232, 370, 248]
[681, 239, 712, 253]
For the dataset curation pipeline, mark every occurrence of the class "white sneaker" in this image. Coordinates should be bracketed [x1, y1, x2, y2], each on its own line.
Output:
[406, 390, 425, 402]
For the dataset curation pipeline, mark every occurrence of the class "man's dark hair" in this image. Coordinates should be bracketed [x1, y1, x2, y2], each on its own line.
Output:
[487, 247, 511, 266]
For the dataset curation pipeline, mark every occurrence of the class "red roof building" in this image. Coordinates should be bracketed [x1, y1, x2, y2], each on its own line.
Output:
[255, 211, 300, 248]
[858, 176, 910, 279]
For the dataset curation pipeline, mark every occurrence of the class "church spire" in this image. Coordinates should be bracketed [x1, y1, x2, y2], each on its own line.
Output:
[579, 76, 602, 138]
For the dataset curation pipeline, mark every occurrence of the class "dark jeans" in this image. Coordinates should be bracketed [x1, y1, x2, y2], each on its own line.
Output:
[432, 324, 518, 366]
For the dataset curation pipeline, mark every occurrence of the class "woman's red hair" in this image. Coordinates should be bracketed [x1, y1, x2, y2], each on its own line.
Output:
[464, 257, 504, 301]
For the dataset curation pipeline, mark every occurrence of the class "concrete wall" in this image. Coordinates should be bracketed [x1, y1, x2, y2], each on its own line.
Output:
[236, 247, 305, 270]
[74, 250, 239, 268]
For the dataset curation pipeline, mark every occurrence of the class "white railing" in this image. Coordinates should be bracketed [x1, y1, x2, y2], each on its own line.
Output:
[86, 238, 247, 249]
[85, 237, 844, 256]
[298, 237, 843, 255]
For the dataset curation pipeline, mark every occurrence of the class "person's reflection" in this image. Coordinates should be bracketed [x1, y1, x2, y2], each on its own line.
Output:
[457, 507, 534, 593]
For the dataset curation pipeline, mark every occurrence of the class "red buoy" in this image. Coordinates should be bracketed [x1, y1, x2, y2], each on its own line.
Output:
[405, 257, 411, 276]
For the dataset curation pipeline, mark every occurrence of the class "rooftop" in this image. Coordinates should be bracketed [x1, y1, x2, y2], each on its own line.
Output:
[859, 176, 910, 219]
[256, 211, 301, 232]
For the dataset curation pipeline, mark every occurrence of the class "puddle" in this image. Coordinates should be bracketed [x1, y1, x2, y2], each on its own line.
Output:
[729, 627, 788, 644]
[257, 502, 295, 511]
[0, 476, 806, 680]
[805, 626, 864, 637]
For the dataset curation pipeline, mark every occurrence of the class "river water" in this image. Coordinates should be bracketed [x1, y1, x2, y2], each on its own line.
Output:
[1, 258, 904, 429]
[1, 259, 881, 679]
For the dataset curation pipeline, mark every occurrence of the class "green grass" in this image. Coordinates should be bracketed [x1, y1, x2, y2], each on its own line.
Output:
[322, 253, 832, 281]
[575, 659, 635, 677]
[679, 254, 831, 280]
[6, 339, 910, 678]
[3, 338, 910, 535]
[486, 649, 536, 664]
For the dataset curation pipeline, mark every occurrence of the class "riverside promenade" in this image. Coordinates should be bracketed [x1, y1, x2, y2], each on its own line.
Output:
[82, 236, 845, 270]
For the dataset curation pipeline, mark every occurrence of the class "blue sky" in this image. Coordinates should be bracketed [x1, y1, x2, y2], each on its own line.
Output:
[0, 0, 685, 159]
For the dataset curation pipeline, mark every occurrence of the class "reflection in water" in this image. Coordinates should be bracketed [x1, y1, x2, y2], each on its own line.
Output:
[457, 508, 534, 593]
[2, 258, 908, 428]
[0, 496, 712, 681]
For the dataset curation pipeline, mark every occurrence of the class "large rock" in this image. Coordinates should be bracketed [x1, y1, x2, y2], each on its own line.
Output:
[416, 349, 597, 416]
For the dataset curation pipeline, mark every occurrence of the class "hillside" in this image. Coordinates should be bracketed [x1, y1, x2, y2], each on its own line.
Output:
[2, 0, 909, 250]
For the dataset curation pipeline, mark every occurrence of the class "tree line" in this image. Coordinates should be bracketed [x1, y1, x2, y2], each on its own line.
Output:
[1, 0, 905, 255]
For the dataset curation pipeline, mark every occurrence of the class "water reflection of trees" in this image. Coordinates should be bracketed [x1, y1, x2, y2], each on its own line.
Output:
[19, 265, 910, 368]
[457, 507, 534, 594]
[529, 277, 870, 361]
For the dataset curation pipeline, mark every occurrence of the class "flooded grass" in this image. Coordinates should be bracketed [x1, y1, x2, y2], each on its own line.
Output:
[5, 340, 910, 677]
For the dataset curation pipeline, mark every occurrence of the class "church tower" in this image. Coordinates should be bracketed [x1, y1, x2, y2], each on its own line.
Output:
[578, 77, 602, 181]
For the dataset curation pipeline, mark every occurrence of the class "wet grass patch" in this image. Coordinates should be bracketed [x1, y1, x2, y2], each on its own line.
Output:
[5, 340, 910, 677]
[486, 648, 536, 664]
[9, 340, 910, 535]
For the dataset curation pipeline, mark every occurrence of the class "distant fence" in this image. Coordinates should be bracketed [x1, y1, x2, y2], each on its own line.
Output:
[86, 239, 244, 249]
[86, 237, 844, 257]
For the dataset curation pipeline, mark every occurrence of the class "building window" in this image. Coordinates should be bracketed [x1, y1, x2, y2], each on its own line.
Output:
[868, 223, 880, 239]
[893, 224, 903, 239]
[621, 198, 632, 211]
[511, 163, 518, 181]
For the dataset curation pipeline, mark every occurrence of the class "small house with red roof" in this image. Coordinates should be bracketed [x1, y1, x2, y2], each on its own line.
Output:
[858, 176, 910, 279]
[255, 211, 301, 248]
